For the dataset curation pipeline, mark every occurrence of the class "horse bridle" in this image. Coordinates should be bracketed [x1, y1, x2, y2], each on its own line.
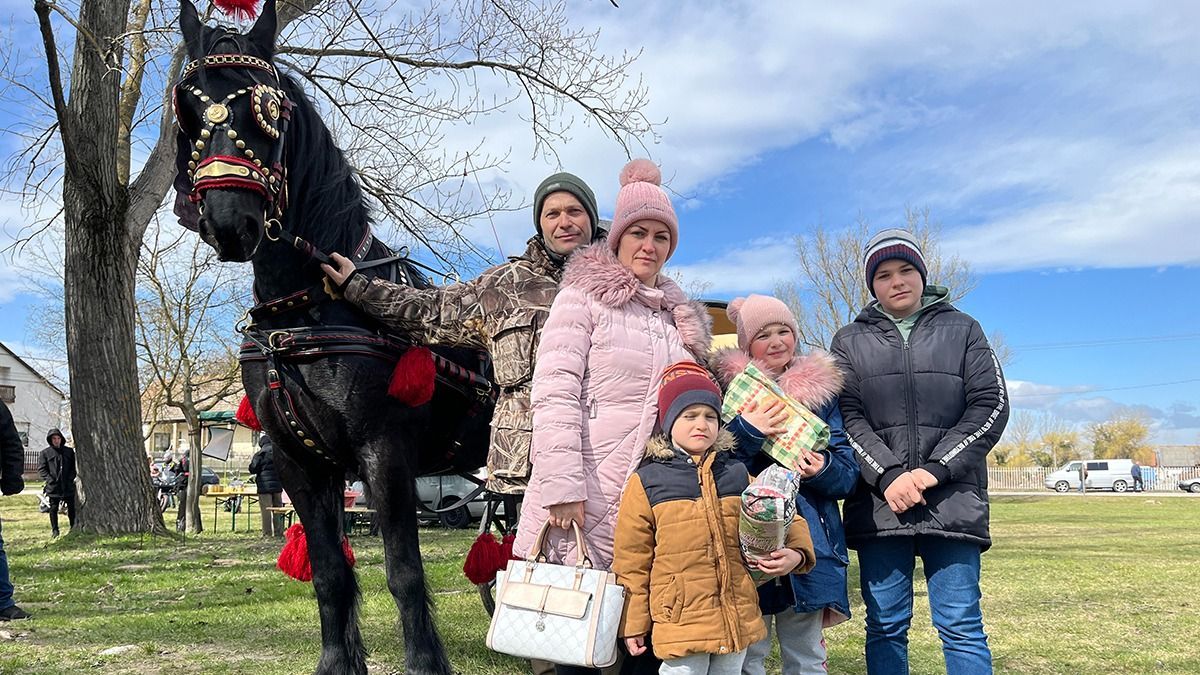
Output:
[174, 50, 293, 235]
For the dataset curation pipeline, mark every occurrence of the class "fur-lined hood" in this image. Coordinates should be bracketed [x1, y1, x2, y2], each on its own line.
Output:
[711, 348, 844, 411]
[562, 244, 712, 359]
[645, 428, 737, 461]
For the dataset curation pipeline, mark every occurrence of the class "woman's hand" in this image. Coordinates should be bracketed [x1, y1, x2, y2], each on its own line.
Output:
[751, 548, 806, 576]
[624, 635, 647, 656]
[320, 252, 356, 287]
[741, 399, 789, 436]
[547, 501, 585, 530]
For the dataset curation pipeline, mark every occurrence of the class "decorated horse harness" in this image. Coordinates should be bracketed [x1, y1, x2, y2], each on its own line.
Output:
[175, 48, 495, 469]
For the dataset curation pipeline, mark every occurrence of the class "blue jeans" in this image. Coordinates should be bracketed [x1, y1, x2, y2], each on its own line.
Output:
[857, 537, 991, 675]
[0, 517, 13, 610]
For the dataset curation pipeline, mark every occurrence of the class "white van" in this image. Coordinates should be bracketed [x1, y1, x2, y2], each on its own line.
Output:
[1045, 459, 1135, 493]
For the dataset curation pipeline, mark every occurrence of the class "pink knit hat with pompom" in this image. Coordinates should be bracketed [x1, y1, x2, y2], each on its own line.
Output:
[727, 294, 800, 352]
[608, 158, 679, 260]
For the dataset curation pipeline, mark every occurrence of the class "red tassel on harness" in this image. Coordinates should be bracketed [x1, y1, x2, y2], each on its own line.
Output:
[500, 533, 518, 563]
[463, 532, 504, 584]
[277, 523, 357, 582]
[236, 395, 263, 431]
[212, 0, 259, 21]
[388, 347, 436, 407]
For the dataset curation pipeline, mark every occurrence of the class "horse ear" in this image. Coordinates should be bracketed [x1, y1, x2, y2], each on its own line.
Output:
[247, 0, 278, 53]
[179, 0, 203, 58]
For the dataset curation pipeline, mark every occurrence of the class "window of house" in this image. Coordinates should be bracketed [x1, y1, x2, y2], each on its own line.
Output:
[0, 385, 14, 404]
[153, 432, 171, 453]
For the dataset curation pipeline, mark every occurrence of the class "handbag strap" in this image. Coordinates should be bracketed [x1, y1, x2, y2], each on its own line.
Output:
[528, 520, 593, 568]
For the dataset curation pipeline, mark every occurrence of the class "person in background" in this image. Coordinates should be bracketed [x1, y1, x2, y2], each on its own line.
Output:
[38, 428, 76, 537]
[0, 401, 30, 620]
[831, 229, 1009, 674]
[175, 450, 191, 532]
[1078, 462, 1087, 494]
[249, 435, 285, 536]
[1131, 461, 1144, 492]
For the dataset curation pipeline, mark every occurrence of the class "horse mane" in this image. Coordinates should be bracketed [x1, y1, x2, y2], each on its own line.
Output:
[277, 72, 373, 257]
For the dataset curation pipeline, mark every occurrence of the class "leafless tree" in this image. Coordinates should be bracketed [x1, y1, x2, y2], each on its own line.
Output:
[775, 208, 977, 352]
[136, 221, 246, 533]
[7, 0, 652, 533]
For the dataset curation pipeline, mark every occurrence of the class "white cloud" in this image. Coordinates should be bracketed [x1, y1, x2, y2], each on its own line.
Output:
[941, 136, 1200, 271]
[669, 238, 796, 296]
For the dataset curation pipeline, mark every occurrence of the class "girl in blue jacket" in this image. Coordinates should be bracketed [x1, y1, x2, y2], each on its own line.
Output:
[711, 295, 857, 675]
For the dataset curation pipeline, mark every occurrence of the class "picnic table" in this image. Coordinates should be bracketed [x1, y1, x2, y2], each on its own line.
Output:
[201, 488, 260, 532]
[265, 505, 378, 536]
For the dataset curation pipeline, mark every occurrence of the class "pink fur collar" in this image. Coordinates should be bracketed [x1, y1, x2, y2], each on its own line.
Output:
[710, 347, 843, 411]
[562, 244, 712, 360]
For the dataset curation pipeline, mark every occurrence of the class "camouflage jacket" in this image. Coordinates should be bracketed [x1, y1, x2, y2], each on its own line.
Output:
[343, 237, 564, 493]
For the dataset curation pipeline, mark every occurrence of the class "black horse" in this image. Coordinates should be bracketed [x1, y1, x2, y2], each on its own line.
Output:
[174, 2, 493, 673]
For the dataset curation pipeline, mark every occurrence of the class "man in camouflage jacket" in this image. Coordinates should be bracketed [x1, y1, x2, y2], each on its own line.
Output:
[323, 173, 601, 494]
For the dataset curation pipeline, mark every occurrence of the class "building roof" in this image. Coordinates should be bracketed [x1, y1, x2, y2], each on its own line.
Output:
[0, 342, 66, 398]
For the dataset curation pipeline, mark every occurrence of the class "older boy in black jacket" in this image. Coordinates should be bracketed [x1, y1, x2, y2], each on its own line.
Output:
[0, 401, 30, 620]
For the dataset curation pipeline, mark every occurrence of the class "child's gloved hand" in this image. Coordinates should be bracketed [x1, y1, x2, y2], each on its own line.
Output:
[624, 635, 647, 656]
[751, 547, 806, 577]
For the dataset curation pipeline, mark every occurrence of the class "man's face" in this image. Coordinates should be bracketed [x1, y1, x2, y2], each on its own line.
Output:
[50, 434, 63, 448]
[539, 191, 592, 256]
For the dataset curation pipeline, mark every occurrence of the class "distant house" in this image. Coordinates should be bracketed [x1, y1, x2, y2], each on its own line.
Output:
[142, 396, 259, 476]
[1156, 445, 1200, 467]
[0, 342, 67, 475]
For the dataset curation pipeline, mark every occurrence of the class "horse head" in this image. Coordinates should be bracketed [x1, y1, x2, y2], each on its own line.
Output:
[175, 0, 287, 262]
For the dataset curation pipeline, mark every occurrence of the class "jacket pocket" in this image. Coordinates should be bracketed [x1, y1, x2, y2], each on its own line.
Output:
[650, 575, 683, 624]
[491, 314, 540, 388]
[489, 399, 533, 481]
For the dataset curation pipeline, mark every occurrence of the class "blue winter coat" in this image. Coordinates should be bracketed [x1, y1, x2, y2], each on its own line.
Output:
[729, 400, 856, 620]
[711, 348, 854, 623]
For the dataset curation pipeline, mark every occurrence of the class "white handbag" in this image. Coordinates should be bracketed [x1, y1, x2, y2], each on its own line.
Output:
[486, 522, 625, 668]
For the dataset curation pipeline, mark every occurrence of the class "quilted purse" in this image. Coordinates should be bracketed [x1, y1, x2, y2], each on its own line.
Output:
[486, 521, 625, 668]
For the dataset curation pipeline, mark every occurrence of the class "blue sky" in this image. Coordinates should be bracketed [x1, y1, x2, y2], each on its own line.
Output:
[1, 1, 1198, 445]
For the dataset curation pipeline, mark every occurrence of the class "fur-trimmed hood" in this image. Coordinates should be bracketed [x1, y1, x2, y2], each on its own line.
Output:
[711, 348, 844, 411]
[645, 428, 736, 461]
[562, 244, 712, 359]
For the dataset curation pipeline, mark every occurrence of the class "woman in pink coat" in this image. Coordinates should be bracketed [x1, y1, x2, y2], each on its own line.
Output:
[515, 159, 712, 577]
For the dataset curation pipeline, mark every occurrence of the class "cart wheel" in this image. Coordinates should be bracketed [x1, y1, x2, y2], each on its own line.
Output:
[478, 579, 497, 616]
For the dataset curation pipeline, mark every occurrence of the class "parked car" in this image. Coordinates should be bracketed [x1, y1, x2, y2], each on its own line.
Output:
[1045, 459, 1135, 493]
[415, 469, 498, 528]
[150, 463, 220, 488]
[1178, 477, 1200, 493]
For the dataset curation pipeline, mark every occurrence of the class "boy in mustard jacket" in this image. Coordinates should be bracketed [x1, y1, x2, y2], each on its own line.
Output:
[612, 362, 815, 675]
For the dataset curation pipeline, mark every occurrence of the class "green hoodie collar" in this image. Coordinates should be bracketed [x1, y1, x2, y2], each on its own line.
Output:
[872, 285, 950, 343]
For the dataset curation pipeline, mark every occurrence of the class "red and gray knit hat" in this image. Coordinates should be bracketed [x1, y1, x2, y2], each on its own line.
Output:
[608, 159, 679, 260]
[863, 228, 928, 297]
[657, 362, 723, 434]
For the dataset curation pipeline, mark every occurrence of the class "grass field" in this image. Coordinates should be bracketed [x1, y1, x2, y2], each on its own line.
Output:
[0, 493, 1196, 674]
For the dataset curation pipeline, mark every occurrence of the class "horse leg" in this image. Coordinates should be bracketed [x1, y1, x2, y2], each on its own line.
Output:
[368, 454, 452, 675]
[276, 452, 367, 675]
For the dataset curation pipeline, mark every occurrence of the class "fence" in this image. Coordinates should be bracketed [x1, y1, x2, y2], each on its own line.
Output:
[987, 465, 1200, 492]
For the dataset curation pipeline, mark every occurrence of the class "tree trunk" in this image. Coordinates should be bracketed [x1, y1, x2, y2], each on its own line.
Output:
[57, 0, 167, 535]
[185, 410, 204, 533]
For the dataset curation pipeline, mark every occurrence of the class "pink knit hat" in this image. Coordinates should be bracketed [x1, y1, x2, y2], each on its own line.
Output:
[727, 295, 800, 352]
[608, 159, 679, 260]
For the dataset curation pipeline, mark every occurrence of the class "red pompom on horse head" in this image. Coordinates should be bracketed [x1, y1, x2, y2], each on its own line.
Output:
[212, 0, 259, 21]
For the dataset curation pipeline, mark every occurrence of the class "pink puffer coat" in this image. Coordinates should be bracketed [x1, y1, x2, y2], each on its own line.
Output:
[513, 244, 712, 570]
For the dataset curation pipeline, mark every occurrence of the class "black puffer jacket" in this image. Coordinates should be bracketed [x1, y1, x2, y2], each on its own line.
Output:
[830, 299, 1008, 550]
[38, 429, 77, 498]
[0, 401, 26, 497]
[249, 437, 283, 494]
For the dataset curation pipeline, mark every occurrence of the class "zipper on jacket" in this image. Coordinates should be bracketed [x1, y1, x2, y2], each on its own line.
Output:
[903, 340, 919, 470]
